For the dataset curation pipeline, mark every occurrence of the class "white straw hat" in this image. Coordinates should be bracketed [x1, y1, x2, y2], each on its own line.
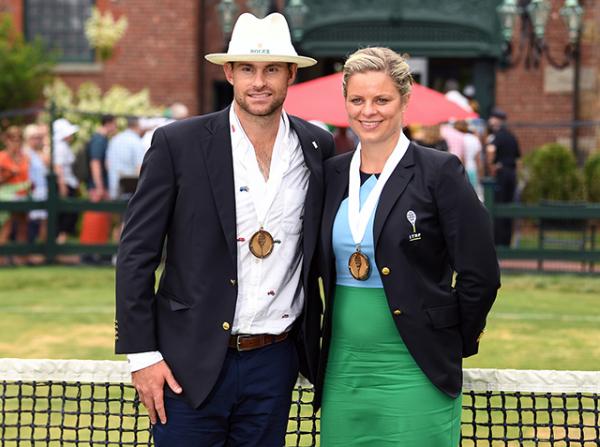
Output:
[205, 13, 316, 68]
[52, 118, 79, 141]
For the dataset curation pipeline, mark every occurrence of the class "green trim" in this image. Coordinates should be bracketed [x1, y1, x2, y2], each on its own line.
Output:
[299, 0, 504, 58]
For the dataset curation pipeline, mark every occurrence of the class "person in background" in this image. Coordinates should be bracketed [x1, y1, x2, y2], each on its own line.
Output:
[486, 107, 521, 246]
[23, 124, 49, 248]
[462, 84, 480, 114]
[88, 114, 117, 202]
[52, 118, 80, 244]
[79, 115, 118, 265]
[141, 102, 190, 152]
[414, 124, 449, 152]
[444, 78, 473, 112]
[440, 120, 465, 163]
[106, 117, 145, 201]
[455, 120, 483, 200]
[316, 47, 500, 447]
[0, 126, 30, 265]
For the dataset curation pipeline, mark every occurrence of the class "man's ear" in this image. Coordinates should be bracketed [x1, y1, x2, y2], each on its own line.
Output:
[288, 63, 298, 86]
[223, 62, 235, 86]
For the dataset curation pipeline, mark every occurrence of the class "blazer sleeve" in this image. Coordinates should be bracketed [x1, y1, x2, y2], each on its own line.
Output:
[435, 155, 501, 357]
[115, 127, 177, 354]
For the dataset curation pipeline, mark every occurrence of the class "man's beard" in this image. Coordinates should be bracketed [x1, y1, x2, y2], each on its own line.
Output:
[235, 91, 286, 118]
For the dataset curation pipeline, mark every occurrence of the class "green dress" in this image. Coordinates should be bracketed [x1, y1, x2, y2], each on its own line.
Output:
[321, 176, 461, 446]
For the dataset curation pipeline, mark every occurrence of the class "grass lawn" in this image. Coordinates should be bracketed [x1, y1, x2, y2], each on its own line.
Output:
[1, 266, 598, 370]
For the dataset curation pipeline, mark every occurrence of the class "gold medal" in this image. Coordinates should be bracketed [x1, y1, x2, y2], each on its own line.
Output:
[249, 229, 274, 259]
[348, 250, 370, 281]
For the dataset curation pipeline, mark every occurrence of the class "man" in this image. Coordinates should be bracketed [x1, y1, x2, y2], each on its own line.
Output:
[80, 115, 118, 264]
[106, 117, 145, 200]
[115, 12, 334, 447]
[87, 114, 117, 201]
[486, 107, 521, 246]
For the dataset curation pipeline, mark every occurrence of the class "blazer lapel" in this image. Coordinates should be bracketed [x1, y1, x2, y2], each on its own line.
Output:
[373, 143, 416, 247]
[289, 116, 325, 284]
[321, 153, 352, 268]
[201, 107, 237, 266]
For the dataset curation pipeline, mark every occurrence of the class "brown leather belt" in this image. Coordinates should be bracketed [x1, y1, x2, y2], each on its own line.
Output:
[228, 332, 289, 352]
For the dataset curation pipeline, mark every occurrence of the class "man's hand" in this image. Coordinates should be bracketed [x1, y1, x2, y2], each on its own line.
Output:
[131, 360, 182, 425]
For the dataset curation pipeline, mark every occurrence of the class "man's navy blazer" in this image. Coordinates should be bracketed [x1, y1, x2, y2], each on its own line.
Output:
[314, 143, 500, 409]
[115, 107, 334, 409]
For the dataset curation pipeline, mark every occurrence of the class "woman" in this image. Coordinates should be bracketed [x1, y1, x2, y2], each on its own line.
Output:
[316, 47, 500, 446]
[0, 126, 30, 265]
[454, 120, 483, 200]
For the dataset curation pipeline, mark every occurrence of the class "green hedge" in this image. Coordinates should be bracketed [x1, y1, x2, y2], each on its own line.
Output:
[521, 143, 584, 203]
[583, 152, 600, 203]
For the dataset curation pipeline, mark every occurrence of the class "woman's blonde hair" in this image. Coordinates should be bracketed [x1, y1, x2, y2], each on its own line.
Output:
[342, 47, 413, 99]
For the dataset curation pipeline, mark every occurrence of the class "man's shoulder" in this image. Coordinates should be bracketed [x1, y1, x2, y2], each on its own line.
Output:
[324, 150, 352, 173]
[288, 115, 332, 142]
[159, 110, 228, 138]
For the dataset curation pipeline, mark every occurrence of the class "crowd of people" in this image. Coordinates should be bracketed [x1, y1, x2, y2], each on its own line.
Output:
[0, 103, 189, 265]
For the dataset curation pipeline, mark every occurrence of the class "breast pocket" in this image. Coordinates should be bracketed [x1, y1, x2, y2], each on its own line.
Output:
[282, 188, 306, 235]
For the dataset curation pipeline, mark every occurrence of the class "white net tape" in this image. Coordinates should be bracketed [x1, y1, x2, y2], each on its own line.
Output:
[0, 358, 598, 393]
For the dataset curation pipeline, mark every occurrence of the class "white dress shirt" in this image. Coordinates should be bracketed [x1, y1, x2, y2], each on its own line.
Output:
[128, 107, 308, 371]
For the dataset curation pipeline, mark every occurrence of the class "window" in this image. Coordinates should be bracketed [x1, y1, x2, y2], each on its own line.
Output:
[24, 0, 95, 63]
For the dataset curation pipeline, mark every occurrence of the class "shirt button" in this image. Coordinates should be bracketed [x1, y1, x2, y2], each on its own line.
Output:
[222, 322, 230, 331]
[381, 267, 391, 275]
[393, 309, 402, 316]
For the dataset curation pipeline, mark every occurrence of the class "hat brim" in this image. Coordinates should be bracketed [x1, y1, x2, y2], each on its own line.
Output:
[205, 53, 317, 68]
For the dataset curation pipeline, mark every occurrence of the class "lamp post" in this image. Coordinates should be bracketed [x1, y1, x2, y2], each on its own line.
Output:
[216, 0, 309, 41]
[497, 0, 584, 161]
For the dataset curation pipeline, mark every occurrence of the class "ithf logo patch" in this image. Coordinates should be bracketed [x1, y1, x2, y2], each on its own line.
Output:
[407, 210, 421, 242]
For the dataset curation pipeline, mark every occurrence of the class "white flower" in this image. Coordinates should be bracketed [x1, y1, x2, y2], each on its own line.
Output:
[84, 7, 128, 61]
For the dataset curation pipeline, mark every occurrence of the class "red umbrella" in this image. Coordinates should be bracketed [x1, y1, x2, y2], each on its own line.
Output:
[284, 72, 477, 127]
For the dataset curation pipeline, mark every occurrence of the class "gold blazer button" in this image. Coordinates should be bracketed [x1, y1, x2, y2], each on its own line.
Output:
[393, 309, 402, 316]
[222, 322, 231, 331]
[381, 267, 391, 275]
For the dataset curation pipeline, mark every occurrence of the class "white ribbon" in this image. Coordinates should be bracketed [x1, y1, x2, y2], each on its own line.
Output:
[348, 131, 410, 248]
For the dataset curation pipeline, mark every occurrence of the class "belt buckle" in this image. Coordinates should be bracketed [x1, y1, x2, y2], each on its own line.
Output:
[236, 335, 252, 352]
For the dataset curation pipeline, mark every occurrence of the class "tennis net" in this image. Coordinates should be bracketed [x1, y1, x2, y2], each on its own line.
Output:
[1, 359, 598, 446]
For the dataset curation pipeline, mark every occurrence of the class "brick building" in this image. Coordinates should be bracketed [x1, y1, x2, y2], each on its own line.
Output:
[1, 0, 598, 155]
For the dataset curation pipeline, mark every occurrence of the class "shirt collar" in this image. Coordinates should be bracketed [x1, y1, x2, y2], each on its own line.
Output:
[229, 104, 290, 154]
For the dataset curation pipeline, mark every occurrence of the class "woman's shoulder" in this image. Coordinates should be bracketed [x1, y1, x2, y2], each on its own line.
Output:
[411, 141, 459, 167]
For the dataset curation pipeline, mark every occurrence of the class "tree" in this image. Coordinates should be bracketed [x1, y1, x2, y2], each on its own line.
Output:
[0, 14, 55, 115]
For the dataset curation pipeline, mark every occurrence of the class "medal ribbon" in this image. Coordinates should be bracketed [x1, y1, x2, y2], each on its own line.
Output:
[230, 108, 292, 229]
[348, 131, 410, 247]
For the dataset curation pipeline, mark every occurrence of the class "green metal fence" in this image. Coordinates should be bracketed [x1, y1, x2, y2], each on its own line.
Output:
[482, 179, 600, 272]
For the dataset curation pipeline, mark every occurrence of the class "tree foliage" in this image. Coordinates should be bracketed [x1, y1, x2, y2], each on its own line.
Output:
[0, 14, 55, 114]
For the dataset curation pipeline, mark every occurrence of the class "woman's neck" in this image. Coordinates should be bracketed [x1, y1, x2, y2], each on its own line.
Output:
[360, 136, 399, 174]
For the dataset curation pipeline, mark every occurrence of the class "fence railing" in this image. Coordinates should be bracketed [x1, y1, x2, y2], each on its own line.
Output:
[482, 180, 600, 272]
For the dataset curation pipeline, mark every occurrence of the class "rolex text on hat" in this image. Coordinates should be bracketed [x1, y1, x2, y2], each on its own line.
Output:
[205, 13, 316, 68]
